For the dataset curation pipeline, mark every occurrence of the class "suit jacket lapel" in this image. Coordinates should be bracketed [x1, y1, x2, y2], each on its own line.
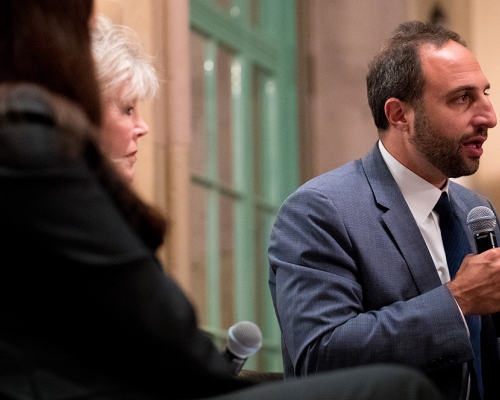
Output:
[361, 144, 443, 293]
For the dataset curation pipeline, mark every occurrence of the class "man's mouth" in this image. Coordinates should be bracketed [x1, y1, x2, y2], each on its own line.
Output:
[462, 136, 486, 157]
[464, 140, 482, 149]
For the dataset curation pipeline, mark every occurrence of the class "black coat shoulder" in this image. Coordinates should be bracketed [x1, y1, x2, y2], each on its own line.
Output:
[0, 83, 93, 169]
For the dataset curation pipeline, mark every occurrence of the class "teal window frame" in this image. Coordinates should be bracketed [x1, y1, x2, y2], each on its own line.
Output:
[189, 0, 298, 371]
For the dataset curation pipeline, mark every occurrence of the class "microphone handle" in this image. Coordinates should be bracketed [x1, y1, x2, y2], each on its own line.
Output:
[475, 231, 500, 333]
[475, 231, 498, 254]
[223, 348, 246, 375]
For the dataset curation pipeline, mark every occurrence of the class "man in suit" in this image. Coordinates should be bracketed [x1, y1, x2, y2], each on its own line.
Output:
[269, 20, 500, 400]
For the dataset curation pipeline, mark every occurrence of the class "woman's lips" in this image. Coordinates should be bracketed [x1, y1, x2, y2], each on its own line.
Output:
[126, 150, 137, 160]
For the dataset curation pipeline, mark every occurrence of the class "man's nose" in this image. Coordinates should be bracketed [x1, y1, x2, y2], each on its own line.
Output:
[474, 97, 497, 129]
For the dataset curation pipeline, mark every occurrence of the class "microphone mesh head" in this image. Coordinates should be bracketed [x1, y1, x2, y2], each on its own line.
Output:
[467, 206, 497, 234]
[227, 321, 262, 358]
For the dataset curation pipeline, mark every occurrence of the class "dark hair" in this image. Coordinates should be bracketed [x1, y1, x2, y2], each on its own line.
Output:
[366, 20, 466, 131]
[0, 0, 102, 126]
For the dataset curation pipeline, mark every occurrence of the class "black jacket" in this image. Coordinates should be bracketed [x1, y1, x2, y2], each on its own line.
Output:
[0, 84, 252, 399]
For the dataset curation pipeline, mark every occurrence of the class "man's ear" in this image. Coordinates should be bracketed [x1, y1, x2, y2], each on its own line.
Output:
[384, 98, 411, 131]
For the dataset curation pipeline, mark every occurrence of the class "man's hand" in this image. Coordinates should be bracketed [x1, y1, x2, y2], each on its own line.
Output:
[448, 248, 500, 315]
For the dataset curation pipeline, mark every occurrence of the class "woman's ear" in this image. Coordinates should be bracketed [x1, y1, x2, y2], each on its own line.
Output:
[384, 97, 411, 131]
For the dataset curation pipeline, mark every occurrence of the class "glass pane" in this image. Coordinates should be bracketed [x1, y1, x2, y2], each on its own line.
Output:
[219, 194, 235, 329]
[190, 32, 207, 177]
[215, 0, 242, 19]
[252, 68, 264, 197]
[217, 48, 233, 186]
[190, 183, 208, 327]
[253, 207, 271, 370]
[251, 0, 260, 27]
[215, 0, 232, 11]
[254, 208, 267, 325]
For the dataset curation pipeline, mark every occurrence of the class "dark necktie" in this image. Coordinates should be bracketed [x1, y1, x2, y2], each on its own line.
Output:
[434, 192, 483, 399]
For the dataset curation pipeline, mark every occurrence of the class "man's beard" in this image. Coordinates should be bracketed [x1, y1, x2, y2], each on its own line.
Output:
[410, 102, 482, 178]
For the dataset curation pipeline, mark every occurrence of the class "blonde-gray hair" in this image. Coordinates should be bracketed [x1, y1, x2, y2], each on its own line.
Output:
[91, 14, 159, 103]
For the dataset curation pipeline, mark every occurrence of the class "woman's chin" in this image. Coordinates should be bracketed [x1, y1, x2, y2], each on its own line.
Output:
[111, 157, 135, 183]
[115, 164, 135, 183]
[121, 169, 135, 183]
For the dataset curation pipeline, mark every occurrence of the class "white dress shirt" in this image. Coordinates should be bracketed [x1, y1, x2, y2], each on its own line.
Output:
[378, 141, 451, 283]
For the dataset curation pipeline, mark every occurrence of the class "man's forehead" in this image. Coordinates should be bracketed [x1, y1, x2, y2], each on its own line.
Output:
[419, 40, 487, 92]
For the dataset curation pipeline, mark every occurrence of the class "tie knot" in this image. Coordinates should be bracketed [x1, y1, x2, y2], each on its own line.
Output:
[434, 192, 454, 218]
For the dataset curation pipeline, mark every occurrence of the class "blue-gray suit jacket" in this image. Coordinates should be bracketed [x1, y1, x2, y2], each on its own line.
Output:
[269, 143, 500, 400]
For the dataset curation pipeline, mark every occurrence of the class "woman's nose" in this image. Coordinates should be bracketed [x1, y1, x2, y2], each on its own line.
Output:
[135, 116, 149, 138]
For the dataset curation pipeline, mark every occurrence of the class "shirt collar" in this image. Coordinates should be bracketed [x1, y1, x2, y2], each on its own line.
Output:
[378, 141, 447, 223]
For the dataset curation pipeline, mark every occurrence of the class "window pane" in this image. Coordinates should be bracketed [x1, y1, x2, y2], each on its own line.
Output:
[190, 32, 207, 177]
[253, 207, 271, 369]
[215, 0, 232, 11]
[190, 183, 208, 327]
[219, 194, 234, 329]
[254, 208, 267, 324]
[217, 48, 233, 186]
[252, 68, 263, 197]
[251, 0, 260, 27]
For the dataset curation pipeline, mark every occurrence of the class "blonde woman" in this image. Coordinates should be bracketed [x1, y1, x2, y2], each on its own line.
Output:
[92, 14, 159, 182]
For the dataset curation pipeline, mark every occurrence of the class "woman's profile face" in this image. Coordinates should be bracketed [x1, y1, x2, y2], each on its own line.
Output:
[101, 93, 149, 183]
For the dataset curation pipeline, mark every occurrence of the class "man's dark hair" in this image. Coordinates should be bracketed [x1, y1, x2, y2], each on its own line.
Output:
[366, 20, 465, 132]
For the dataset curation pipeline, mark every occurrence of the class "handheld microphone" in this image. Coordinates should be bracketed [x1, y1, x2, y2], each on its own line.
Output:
[466, 206, 498, 254]
[224, 320, 262, 375]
